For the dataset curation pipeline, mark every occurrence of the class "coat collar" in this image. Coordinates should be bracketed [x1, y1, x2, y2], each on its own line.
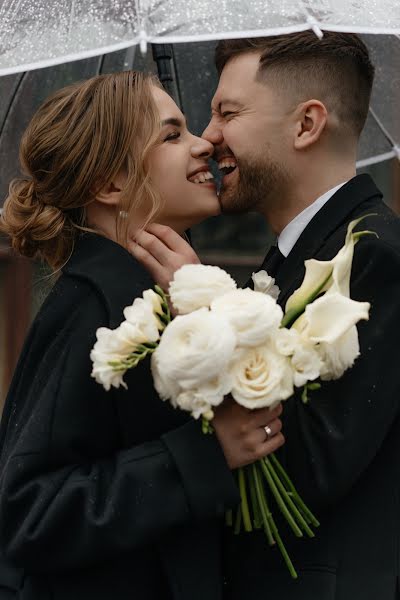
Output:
[63, 233, 155, 327]
[274, 174, 383, 305]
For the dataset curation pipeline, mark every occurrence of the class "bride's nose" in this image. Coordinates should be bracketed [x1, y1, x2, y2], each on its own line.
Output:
[190, 136, 214, 159]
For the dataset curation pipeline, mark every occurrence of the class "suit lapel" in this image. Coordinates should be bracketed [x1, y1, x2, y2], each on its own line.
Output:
[274, 174, 383, 307]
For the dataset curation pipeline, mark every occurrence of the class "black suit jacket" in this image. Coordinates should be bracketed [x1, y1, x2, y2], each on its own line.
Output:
[0, 234, 239, 600]
[225, 174, 400, 599]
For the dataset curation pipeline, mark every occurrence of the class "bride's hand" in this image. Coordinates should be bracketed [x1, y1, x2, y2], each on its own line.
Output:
[128, 223, 200, 292]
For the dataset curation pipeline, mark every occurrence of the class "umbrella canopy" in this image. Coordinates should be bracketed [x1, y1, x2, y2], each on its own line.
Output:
[0, 0, 399, 75]
[0, 1, 399, 168]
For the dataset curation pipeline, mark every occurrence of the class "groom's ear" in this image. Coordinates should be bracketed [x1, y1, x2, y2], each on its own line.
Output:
[293, 100, 328, 151]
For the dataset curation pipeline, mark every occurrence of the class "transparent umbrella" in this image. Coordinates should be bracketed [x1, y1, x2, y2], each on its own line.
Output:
[0, 0, 399, 166]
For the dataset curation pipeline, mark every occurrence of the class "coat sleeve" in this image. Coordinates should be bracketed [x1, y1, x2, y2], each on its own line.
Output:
[279, 236, 400, 510]
[0, 288, 239, 573]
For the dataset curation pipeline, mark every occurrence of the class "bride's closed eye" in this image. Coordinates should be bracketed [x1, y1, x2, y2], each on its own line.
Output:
[164, 131, 181, 142]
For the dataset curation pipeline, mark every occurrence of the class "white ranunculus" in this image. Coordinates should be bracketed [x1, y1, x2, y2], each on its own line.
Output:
[211, 288, 283, 348]
[292, 292, 370, 380]
[124, 297, 161, 342]
[151, 308, 236, 413]
[275, 328, 322, 387]
[252, 270, 280, 300]
[169, 264, 237, 314]
[231, 343, 294, 409]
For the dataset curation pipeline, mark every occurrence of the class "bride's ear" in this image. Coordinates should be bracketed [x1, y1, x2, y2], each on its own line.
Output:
[95, 171, 127, 206]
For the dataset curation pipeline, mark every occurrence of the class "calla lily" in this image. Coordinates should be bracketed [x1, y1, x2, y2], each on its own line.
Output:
[291, 292, 370, 380]
[282, 216, 376, 327]
[292, 292, 370, 345]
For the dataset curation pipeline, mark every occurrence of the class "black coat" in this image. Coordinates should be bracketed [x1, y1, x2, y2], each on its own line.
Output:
[224, 174, 400, 599]
[0, 234, 239, 600]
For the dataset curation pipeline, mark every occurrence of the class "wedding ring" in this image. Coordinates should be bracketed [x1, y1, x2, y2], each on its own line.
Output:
[264, 425, 273, 440]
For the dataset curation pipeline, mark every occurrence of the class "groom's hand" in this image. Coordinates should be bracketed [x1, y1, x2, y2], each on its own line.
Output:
[128, 224, 200, 291]
[213, 398, 284, 470]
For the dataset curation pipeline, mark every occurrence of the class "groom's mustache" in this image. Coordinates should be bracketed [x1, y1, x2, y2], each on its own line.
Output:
[212, 146, 236, 163]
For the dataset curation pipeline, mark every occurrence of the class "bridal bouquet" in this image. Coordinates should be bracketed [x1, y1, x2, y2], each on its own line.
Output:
[90, 217, 373, 578]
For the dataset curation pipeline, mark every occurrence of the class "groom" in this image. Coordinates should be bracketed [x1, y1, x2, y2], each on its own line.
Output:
[132, 31, 400, 599]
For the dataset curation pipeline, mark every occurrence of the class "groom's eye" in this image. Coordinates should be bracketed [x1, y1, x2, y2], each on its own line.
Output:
[221, 111, 234, 119]
[164, 131, 181, 142]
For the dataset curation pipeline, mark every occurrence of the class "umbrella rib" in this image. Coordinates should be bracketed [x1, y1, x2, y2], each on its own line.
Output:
[368, 106, 399, 157]
[68, 0, 76, 40]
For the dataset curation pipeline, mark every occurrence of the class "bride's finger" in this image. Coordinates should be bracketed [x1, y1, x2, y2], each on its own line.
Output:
[146, 223, 197, 257]
[133, 230, 175, 264]
[128, 240, 164, 281]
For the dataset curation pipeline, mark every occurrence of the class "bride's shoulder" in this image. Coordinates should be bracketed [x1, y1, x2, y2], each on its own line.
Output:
[62, 232, 155, 328]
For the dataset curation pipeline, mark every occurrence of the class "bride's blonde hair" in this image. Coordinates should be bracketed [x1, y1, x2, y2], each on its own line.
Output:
[0, 70, 162, 270]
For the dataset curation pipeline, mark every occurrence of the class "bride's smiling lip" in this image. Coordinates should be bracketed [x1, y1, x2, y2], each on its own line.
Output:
[187, 165, 216, 189]
[187, 165, 212, 179]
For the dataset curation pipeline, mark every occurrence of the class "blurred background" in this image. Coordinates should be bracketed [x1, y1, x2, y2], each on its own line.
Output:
[0, 40, 399, 410]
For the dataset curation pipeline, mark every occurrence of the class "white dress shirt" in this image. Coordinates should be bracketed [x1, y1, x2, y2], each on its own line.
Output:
[278, 182, 348, 257]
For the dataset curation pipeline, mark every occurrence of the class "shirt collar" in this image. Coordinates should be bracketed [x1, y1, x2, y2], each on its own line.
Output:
[278, 181, 348, 257]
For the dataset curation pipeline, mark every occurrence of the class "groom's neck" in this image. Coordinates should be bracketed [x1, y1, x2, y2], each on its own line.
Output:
[263, 159, 357, 236]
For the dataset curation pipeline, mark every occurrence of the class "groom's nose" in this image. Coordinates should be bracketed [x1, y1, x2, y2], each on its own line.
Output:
[202, 117, 224, 147]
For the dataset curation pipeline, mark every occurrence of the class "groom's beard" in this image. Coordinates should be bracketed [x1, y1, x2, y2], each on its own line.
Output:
[219, 155, 288, 215]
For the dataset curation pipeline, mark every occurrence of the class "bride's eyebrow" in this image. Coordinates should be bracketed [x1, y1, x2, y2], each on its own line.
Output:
[161, 117, 186, 127]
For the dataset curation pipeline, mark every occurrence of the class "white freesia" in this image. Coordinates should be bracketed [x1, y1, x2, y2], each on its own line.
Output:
[275, 328, 322, 387]
[90, 325, 139, 391]
[292, 292, 370, 379]
[124, 297, 161, 342]
[151, 308, 236, 416]
[252, 270, 280, 300]
[231, 342, 294, 409]
[211, 288, 283, 348]
[169, 264, 237, 314]
[143, 289, 164, 316]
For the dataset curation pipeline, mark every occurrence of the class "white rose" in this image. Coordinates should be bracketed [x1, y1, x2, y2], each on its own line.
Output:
[151, 308, 236, 412]
[292, 292, 370, 380]
[231, 343, 294, 409]
[169, 264, 237, 314]
[252, 270, 280, 300]
[275, 328, 322, 387]
[211, 288, 283, 348]
[124, 297, 161, 342]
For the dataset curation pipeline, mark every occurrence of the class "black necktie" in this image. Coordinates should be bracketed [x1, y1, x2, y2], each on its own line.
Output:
[260, 244, 285, 279]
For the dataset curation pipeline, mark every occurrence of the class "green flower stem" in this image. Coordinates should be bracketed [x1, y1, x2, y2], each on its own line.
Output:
[247, 466, 263, 529]
[233, 504, 242, 535]
[225, 509, 233, 527]
[269, 454, 320, 527]
[238, 468, 252, 532]
[252, 463, 275, 546]
[259, 460, 303, 538]
[266, 508, 299, 579]
[254, 465, 298, 579]
[281, 270, 333, 329]
[264, 458, 314, 538]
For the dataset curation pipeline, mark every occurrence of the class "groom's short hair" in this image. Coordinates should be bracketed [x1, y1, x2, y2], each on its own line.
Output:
[215, 32, 374, 139]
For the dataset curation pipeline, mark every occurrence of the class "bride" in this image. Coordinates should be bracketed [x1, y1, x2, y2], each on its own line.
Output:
[0, 70, 283, 600]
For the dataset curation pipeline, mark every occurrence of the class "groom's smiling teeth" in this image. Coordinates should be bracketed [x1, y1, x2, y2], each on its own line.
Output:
[188, 171, 214, 184]
[218, 159, 237, 176]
